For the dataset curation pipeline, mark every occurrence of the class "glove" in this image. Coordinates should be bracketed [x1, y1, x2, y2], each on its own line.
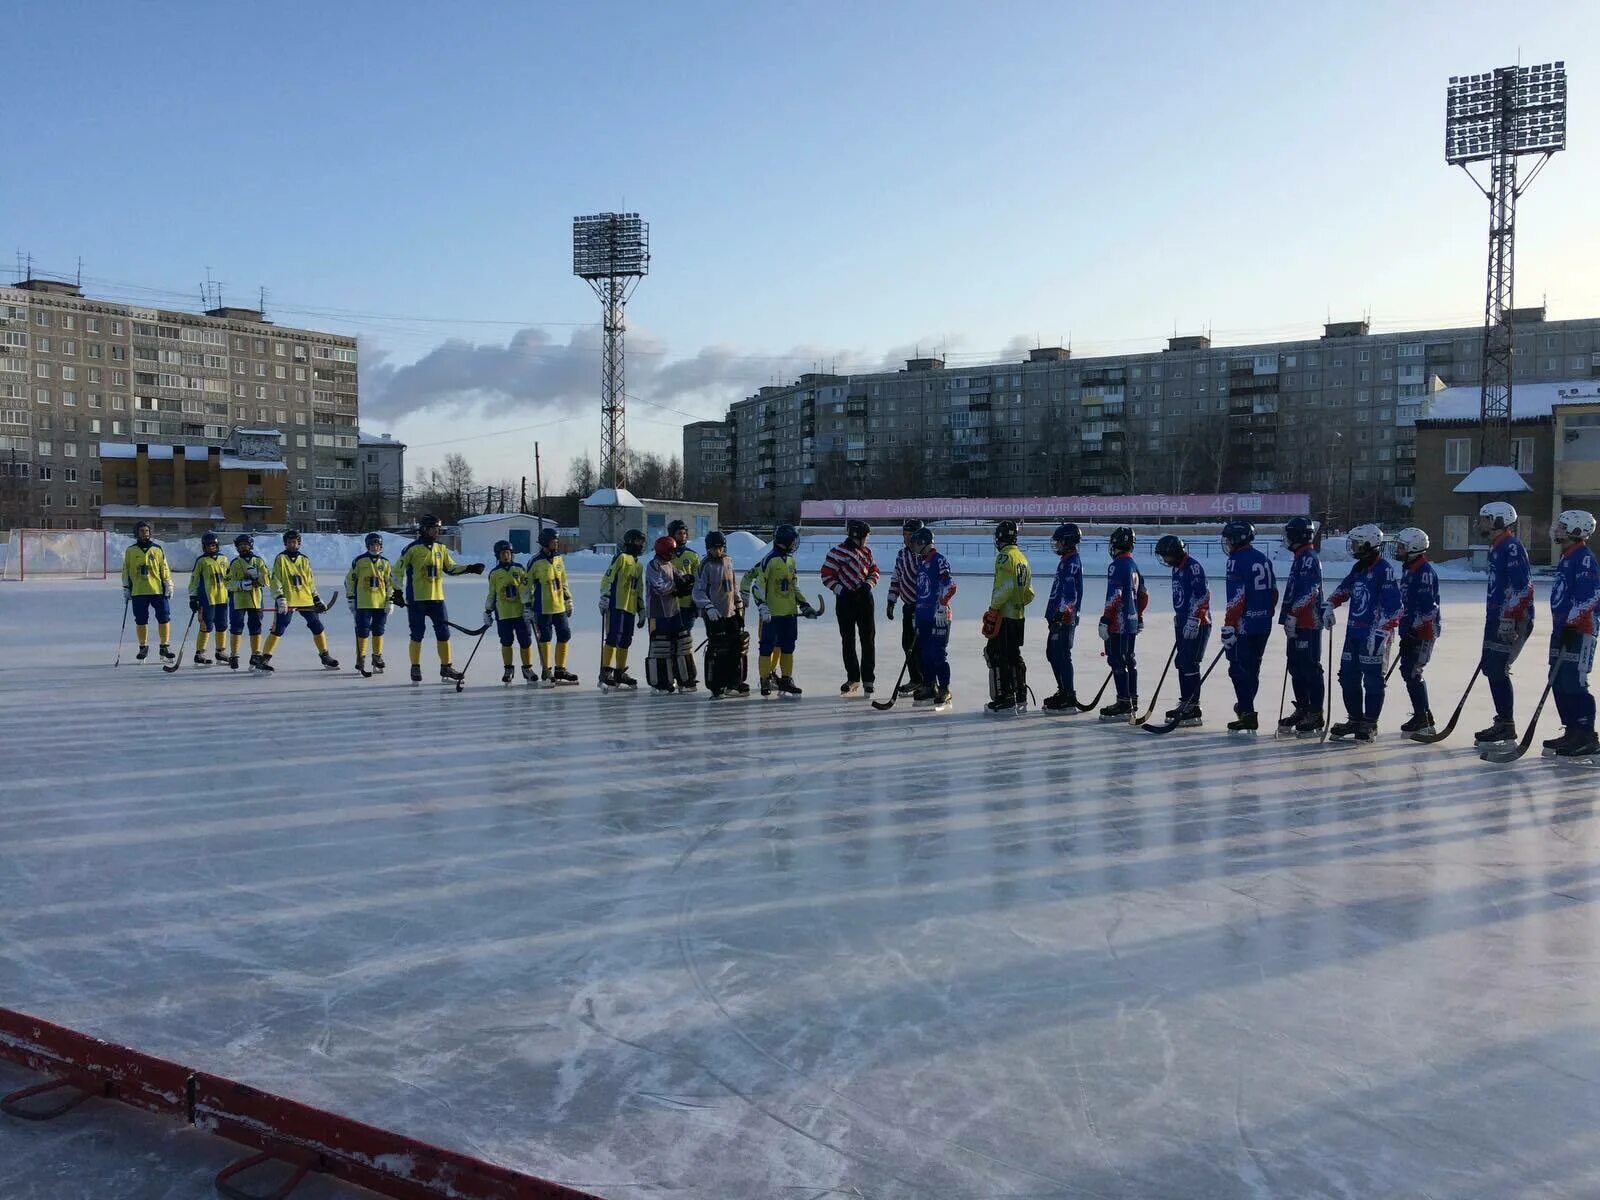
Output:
[164, 581, 174, 598]
[598, 594, 611, 614]
[1497, 617, 1517, 644]
[484, 607, 495, 623]
[346, 594, 356, 614]
[1280, 612, 1296, 632]
[188, 595, 201, 614]
[673, 575, 694, 597]
[981, 609, 1002, 639]
[886, 598, 896, 621]
[1097, 619, 1110, 643]
[704, 607, 722, 624]
[935, 605, 952, 630]
[799, 598, 817, 619]
[390, 588, 407, 608]
[563, 590, 574, 615]
[1319, 603, 1336, 630]
[1183, 617, 1200, 641]
[466, 562, 485, 575]
[312, 596, 329, 615]
[1136, 616, 1145, 635]
[122, 583, 132, 601]
[1219, 624, 1237, 650]
[275, 596, 288, 616]
[757, 603, 770, 623]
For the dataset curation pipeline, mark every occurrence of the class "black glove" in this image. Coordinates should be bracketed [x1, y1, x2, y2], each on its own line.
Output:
[886, 597, 896, 620]
[390, 588, 407, 608]
[1562, 626, 1584, 651]
[465, 562, 485, 575]
[673, 576, 694, 597]
[188, 595, 201, 614]
[312, 596, 329, 615]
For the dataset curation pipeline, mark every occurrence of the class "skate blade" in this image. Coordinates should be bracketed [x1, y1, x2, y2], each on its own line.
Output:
[1401, 728, 1436, 740]
[1480, 749, 1520, 763]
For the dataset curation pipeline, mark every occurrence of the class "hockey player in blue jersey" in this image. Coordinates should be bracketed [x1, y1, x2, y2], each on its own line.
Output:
[1220, 519, 1277, 734]
[1155, 534, 1210, 727]
[1278, 516, 1325, 736]
[1322, 523, 1403, 742]
[912, 527, 957, 709]
[1543, 510, 1600, 758]
[1392, 527, 1442, 737]
[1097, 527, 1148, 721]
[1041, 522, 1084, 711]
[1475, 501, 1535, 746]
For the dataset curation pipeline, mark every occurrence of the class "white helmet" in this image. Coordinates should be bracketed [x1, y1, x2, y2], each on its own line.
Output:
[1479, 501, 1518, 531]
[1392, 527, 1430, 559]
[1347, 523, 1384, 559]
[1554, 510, 1597, 543]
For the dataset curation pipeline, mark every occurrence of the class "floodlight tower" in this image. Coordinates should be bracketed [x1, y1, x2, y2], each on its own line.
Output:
[572, 213, 650, 507]
[1445, 62, 1567, 466]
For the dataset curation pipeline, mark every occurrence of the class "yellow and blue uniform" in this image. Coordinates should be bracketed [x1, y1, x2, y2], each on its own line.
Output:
[598, 548, 644, 670]
[121, 541, 173, 646]
[525, 549, 573, 670]
[345, 552, 394, 662]
[393, 539, 476, 666]
[262, 549, 331, 657]
[189, 550, 231, 654]
[486, 562, 533, 667]
[751, 550, 801, 676]
[227, 552, 270, 653]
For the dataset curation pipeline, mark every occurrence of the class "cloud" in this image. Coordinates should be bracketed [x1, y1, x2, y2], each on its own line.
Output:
[359, 327, 1040, 428]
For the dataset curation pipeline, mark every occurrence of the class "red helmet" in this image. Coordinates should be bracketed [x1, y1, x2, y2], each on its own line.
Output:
[654, 535, 676, 558]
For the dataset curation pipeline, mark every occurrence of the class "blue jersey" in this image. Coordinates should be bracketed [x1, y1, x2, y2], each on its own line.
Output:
[1550, 542, 1600, 637]
[1045, 551, 1083, 623]
[1330, 556, 1403, 636]
[1224, 545, 1278, 635]
[1170, 555, 1211, 626]
[1399, 557, 1442, 640]
[914, 550, 956, 621]
[1486, 532, 1534, 623]
[1279, 545, 1323, 630]
[1101, 554, 1146, 635]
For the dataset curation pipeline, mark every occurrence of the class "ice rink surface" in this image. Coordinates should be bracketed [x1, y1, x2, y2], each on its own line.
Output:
[4, 565, 1600, 1199]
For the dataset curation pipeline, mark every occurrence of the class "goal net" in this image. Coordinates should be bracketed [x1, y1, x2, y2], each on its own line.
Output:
[0, 528, 109, 580]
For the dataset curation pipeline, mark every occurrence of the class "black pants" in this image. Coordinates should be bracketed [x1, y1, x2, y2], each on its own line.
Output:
[901, 607, 924, 686]
[835, 587, 876, 684]
[984, 616, 1027, 702]
[704, 617, 747, 690]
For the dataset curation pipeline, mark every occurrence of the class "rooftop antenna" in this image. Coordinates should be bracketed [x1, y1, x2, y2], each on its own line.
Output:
[258, 286, 268, 318]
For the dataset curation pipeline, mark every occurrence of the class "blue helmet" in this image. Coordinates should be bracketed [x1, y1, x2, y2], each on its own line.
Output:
[1155, 534, 1186, 565]
[1222, 519, 1255, 551]
[1052, 522, 1081, 550]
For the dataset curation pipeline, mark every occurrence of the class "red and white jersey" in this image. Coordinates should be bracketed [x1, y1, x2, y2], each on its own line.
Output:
[820, 540, 880, 595]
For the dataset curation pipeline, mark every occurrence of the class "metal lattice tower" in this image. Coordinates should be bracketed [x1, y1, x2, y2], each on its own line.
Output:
[1446, 63, 1566, 466]
[573, 214, 649, 502]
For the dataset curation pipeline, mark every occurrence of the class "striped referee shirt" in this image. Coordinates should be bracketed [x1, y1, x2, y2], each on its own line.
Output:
[820, 540, 880, 595]
[890, 546, 920, 604]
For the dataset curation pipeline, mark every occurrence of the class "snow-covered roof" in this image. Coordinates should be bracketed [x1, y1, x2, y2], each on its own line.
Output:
[219, 456, 286, 472]
[1422, 380, 1600, 422]
[582, 487, 642, 508]
[358, 430, 404, 447]
[457, 513, 544, 525]
[100, 504, 225, 520]
[1453, 465, 1532, 494]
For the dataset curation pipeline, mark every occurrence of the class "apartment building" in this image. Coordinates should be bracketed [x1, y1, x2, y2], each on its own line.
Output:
[705, 312, 1600, 525]
[0, 277, 361, 532]
[682, 419, 732, 507]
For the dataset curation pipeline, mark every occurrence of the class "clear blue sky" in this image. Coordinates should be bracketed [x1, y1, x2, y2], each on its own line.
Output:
[5, 0, 1597, 490]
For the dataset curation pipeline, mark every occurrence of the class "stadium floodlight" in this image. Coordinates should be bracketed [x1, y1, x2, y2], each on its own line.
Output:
[1444, 63, 1567, 468]
[572, 213, 650, 542]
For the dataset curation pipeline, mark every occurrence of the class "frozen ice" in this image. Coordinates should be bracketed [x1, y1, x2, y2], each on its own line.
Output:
[3, 565, 1600, 1199]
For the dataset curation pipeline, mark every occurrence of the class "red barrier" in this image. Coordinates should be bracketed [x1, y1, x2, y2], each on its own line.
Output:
[0, 1007, 606, 1200]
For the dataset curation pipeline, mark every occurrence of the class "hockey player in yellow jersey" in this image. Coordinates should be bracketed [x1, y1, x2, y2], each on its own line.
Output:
[226, 533, 270, 670]
[484, 540, 534, 684]
[598, 528, 646, 690]
[345, 532, 394, 676]
[983, 519, 1036, 714]
[392, 513, 484, 684]
[669, 519, 701, 689]
[121, 520, 174, 662]
[258, 529, 339, 673]
[526, 527, 578, 686]
[187, 531, 231, 666]
[750, 524, 819, 697]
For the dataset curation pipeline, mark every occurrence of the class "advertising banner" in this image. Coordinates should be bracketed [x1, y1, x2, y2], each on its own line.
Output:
[800, 494, 1312, 521]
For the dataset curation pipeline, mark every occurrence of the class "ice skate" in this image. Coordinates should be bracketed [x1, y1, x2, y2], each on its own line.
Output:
[1295, 709, 1325, 738]
[1227, 710, 1259, 736]
[1399, 710, 1435, 737]
[1474, 719, 1517, 746]
[776, 675, 802, 698]
[840, 680, 860, 697]
[1099, 697, 1134, 722]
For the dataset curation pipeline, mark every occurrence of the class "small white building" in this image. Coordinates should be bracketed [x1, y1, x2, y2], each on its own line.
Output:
[579, 488, 719, 550]
[456, 513, 556, 560]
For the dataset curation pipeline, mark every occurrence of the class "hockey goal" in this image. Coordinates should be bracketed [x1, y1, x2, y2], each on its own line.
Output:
[0, 528, 109, 580]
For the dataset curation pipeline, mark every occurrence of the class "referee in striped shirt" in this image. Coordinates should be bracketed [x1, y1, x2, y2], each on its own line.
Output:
[821, 519, 882, 695]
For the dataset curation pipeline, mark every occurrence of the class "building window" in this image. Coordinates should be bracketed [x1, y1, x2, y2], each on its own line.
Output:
[1445, 437, 1472, 475]
[1511, 437, 1535, 473]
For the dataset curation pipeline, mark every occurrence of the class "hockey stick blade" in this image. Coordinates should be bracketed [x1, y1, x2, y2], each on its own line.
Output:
[1143, 646, 1226, 734]
[1409, 664, 1482, 744]
[872, 656, 913, 712]
[447, 620, 491, 637]
[161, 609, 199, 673]
[1133, 643, 1178, 725]
[1480, 659, 1560, 763]
[1072, 671, 1115, 713]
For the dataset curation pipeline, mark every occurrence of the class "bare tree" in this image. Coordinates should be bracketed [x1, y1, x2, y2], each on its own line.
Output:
[566, 453, 597, 498]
